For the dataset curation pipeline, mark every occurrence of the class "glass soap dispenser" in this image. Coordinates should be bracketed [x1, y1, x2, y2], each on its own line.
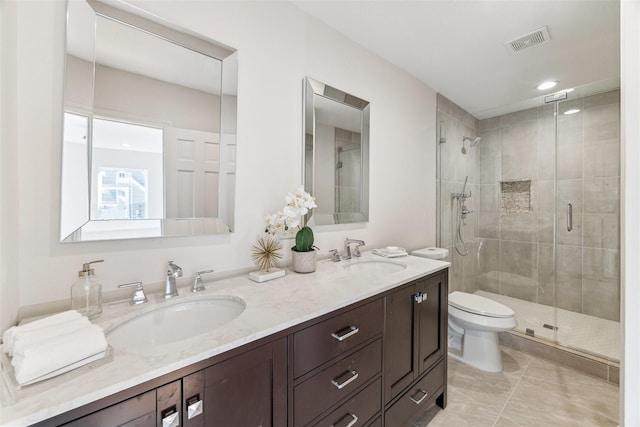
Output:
[71, 259, 104, 319]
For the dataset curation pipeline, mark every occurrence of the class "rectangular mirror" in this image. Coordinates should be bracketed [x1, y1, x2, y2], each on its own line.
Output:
[61, 0, 238, 242]
[303, 77, 370, 225]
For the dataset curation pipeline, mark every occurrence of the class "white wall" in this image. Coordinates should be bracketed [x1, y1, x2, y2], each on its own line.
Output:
[621, 1, 640, 424]
[0, 0, 437, 329]
[0, 1, 21, 333]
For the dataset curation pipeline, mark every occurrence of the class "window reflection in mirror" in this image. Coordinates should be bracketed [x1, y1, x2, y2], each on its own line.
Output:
[60, 0, 238, 242]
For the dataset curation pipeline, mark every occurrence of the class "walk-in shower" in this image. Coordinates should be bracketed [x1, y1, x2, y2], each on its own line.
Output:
[436, 88, 621, 370]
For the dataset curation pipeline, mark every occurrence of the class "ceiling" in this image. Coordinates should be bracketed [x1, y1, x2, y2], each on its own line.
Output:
[292, 0, 620, 119]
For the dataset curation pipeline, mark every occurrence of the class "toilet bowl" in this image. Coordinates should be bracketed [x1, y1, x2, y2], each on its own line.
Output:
[447, 291, 517, 373]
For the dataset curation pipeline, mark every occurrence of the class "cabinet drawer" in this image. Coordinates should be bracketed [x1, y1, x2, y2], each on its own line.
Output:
[384, 360, 444, 427]
[294, 299, 383, 378]
[295, 339, 382, 426]
[312, 378, 381, 427]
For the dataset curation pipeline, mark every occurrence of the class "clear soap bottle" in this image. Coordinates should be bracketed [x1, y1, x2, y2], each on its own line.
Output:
[71, 259, 104, 319]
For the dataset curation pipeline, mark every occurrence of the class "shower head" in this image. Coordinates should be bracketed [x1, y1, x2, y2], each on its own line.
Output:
[463, 136, 481, 146]
[461, 136, 481, 154]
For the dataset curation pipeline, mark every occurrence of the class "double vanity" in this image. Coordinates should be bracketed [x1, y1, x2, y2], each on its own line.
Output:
[1, 254, 449, 427]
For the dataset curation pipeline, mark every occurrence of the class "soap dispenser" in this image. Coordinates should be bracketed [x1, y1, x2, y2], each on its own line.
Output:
[71, 259, 104, 319]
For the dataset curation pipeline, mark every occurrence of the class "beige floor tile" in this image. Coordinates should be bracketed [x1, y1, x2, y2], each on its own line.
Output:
[499, 379, 618, 426]
[520, 357, 619, 421]
[414, 347, 618, 427]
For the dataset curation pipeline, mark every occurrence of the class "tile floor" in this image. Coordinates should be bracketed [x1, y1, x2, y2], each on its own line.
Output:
[416, 346, 619, 427]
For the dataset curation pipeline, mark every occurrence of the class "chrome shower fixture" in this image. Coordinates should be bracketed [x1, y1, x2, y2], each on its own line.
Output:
[461, 136, 481, 154]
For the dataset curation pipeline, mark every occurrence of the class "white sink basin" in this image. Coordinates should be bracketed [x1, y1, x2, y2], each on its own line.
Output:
[343, 260, 407, 274]
[107, 296, 245, 353]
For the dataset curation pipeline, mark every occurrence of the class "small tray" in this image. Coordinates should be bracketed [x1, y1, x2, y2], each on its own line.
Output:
[0, 345, 113, 404]
[372, 248, 408, 258]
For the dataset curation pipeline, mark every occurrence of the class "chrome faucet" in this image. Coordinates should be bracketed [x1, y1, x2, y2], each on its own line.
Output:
[165, 261, 182, 299]
[343, 238, 365, 259]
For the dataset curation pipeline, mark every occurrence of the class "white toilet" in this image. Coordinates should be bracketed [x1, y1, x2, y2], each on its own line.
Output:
[448, 291, 517, 372]
[411, 247, 517, 373]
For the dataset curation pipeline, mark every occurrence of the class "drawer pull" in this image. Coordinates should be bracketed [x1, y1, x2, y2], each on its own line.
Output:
[410, 388, 428, 405]
[332, 412, 359, 427]
[331, 325, 360, 341]
[186, 394, 203, 420]
[331, 370, 359, 390]
[161, 411, 180, 427]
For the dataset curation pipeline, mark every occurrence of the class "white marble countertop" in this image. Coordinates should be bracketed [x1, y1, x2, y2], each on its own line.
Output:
[0, 253, 449, 426]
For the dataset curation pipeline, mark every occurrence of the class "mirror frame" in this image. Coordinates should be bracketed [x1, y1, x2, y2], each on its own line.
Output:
[303, 77, 370, 225]
[60, 0, 238, 242]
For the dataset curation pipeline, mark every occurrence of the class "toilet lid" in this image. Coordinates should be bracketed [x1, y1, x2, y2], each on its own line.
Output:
[448, 291, 514, 318]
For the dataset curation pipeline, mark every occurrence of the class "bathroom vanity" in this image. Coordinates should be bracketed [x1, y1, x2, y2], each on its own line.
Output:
[0, 255, 448, 427]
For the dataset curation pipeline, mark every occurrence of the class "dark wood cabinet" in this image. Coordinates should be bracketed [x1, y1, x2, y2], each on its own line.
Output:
[203, 343, 275, 426]
[384, 271, 448, 425]
[63, 390, 156, 427]
[292, 299, 384, 427]
[58, 340, 285, 427]
[48, 269, 448, 427]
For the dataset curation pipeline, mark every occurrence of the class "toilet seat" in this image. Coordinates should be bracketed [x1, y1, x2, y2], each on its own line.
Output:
[448, 291, 514, 318]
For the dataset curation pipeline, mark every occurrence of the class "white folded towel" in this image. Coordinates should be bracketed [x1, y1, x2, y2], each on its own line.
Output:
[11, 316, 91, 357]
[12, 323, 108, 386]
[2, 310, 82, 355]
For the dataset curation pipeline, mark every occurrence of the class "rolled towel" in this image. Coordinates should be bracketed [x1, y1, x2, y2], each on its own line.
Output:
[2, 310, 82, 355]
[12, 323, 108, 386]
[11, 316, 91, 357]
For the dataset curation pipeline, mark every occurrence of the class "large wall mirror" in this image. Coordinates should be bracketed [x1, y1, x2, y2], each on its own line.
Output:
[60, 0, 238, 242]
[303, 77, 370, 225]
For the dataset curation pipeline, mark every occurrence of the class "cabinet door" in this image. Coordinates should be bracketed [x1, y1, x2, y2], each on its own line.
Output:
[183, 370, 205, 427]
[156, 380, 181, 427]
[384, 284, 416, 402]
[62, 390, 156, 427]
[203, 343, 274, 426]
[416, 273, 446, 374]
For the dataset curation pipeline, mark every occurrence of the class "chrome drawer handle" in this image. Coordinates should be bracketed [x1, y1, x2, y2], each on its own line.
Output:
[567, 203, 573, 232]
[331, 370, 359, 390]
[331, 325, 359, 341]
[410, 388, 428, 405]
[162, 411, 180, 427]
[187, 396, 203, 420]
[332, 412, 359, 427]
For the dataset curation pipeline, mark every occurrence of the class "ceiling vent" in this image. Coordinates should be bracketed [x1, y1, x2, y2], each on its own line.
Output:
[505, 26, 551, 53]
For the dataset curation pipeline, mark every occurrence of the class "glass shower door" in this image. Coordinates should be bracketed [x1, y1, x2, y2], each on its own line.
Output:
[552, 93, 621, 361]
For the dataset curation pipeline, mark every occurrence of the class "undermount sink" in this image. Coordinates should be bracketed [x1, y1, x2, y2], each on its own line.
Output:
[107, 296, 245, 353]
[343, 259, 407, 274]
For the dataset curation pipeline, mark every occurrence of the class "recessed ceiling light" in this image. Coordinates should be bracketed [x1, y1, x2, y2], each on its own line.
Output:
[122, 143, 131, 148]
[537, 81, 558, 90]
[563, 109, 581, 115]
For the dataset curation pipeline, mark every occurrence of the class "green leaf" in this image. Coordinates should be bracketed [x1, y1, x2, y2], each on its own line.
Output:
[294, 226, 314, 252]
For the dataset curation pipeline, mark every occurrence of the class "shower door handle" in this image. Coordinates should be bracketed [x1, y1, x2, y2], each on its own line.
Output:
[567, 203, 573, 232]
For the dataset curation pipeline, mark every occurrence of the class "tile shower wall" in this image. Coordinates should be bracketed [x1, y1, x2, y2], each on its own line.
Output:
[477, 90, 620, 321]
[436, 94, 480, 293]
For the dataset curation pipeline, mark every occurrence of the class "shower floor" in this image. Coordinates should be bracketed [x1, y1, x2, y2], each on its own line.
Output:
[475, 290, 620, 362]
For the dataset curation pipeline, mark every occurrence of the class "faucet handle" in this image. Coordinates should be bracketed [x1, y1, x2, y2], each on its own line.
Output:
[353, 245, 363, 257]
[192, 269, 214, 293]
[118, 281, 148, 305]
[329, 249, 341, 262]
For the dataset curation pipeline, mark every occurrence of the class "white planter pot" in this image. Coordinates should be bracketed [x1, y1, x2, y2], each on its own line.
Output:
[291, 248, 317, 273]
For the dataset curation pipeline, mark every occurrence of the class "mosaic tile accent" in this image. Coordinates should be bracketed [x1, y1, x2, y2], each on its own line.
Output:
[500, 180, 531, 213]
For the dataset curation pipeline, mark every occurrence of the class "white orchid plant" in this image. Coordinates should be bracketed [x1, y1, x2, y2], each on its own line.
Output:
[265, 186, 317, 236]
[265, 187, 319, 253]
